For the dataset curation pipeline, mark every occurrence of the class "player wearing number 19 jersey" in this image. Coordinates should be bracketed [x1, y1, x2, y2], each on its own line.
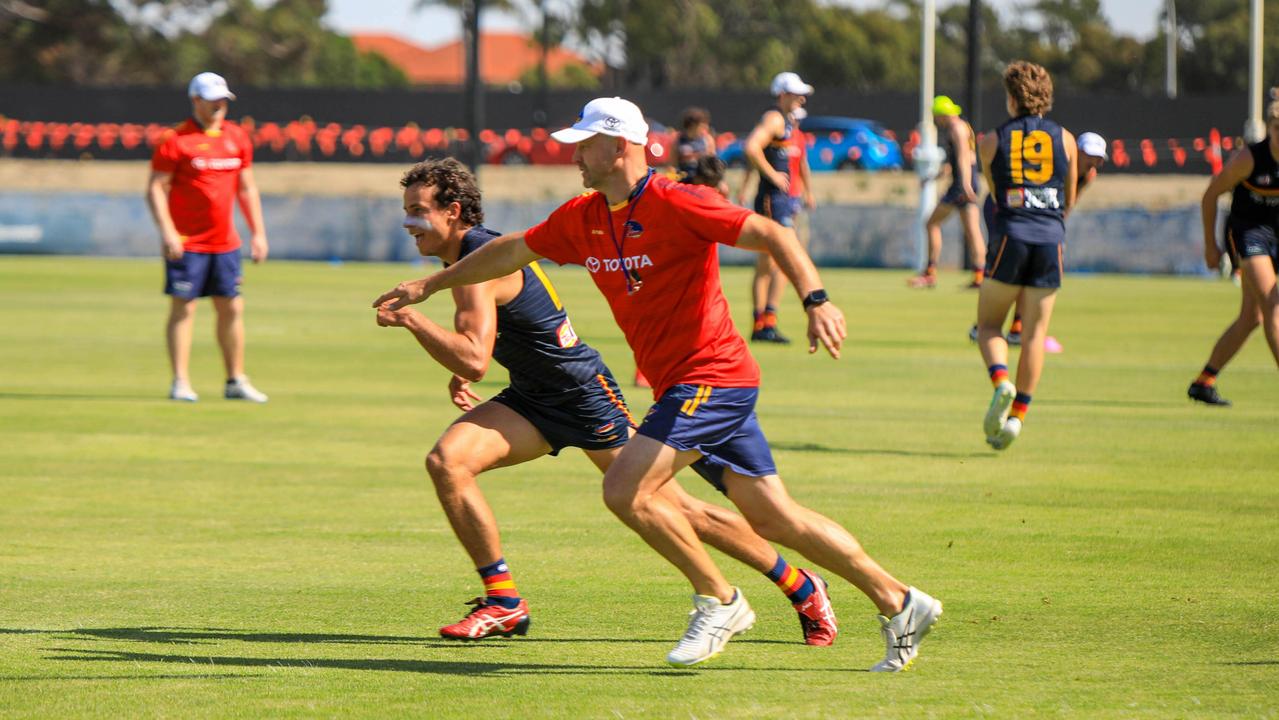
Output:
[975, 61, 1077, 450]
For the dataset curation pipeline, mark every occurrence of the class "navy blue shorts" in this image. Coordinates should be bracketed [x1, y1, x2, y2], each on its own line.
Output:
[982, 195, 998, 236]
[490, 373, 635, 456]
[942, 165, 981, 207]
[637, 384, 777, 494]
[986, 235, 1063, 289]
[165, 249, 242, 298]
[1228, 222, 1279, 271]
[755, 190, 799, 228]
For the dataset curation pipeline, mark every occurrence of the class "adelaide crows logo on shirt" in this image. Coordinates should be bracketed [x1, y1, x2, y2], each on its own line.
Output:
[624, 220, 644, 238]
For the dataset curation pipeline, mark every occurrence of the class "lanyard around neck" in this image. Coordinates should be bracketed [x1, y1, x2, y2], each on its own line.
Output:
[604, 168, 654, 295]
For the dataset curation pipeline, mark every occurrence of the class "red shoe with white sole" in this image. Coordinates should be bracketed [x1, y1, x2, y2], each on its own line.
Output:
[439, 597, 531, 640]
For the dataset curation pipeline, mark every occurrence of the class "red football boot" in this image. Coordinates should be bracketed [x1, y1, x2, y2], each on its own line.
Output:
[792, 570, 838, 646]
[439, 597, 531, 640]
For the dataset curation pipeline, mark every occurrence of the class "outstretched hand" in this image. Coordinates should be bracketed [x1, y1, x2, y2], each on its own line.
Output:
[449, 375, 483, 411]
[372, 277, 432, 311]
[806, 302, 847, 359]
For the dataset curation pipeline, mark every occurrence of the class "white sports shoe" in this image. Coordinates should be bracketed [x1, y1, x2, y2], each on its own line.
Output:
[984, 380, 1016, 440]
[989, 416, 1022, 451]
[665, 589, 755, 667]
[870, 587, 943, 672]
[169, 380, 198, 402]
[225, 375, 268, 403]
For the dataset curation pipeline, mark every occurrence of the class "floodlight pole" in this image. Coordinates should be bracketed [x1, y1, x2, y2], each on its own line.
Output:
[913, 0, 940, 271]
[1164, 0, 1177, 99]
[1244, 0, 1264, 142]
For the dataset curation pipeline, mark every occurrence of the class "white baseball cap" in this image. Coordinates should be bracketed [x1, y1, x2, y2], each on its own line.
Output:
[551, 97, 649, 145]
[188, 72, 236, 101]
[771, 71, 814, 97]
[1078, 131, 1107, 159]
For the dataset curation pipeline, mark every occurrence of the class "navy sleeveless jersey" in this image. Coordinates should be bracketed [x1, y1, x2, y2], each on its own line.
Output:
[456, 226, 608, 397]
[942, 117, 978, 178]
[1230, 140, 1279, 227]
[990, 115, 1069, 245]
[756, 106, 793, 194]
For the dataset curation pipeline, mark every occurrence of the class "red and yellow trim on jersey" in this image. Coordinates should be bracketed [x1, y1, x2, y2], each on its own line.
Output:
[989, 235, 1009, 274]
[596, 374, 637, 428]
[773, 566, 806, 595]
[527, 261, 563, 310]
[680, 385, 712, 416]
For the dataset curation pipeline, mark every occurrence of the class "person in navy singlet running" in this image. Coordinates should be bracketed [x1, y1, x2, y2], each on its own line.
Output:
[375, 98, 940, 671]
[376, 158, 838, 645]
[743, 72, 813, 344]
[974, 61, 1078, 451]
[1186, 97, 1279, 405]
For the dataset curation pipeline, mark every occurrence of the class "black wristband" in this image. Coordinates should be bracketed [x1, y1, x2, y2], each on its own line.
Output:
[802, 289, 829, 311]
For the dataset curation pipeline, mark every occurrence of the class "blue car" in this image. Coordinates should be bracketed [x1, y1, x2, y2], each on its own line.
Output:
[719, 115, 903, 172]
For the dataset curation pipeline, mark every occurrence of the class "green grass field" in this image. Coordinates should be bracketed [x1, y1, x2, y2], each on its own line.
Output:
[1, 256, 1276, 718]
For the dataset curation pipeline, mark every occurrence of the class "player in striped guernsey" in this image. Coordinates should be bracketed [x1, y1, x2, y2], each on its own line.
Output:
[376, 159, 837, 643]
[1188, 97, 1279, 404]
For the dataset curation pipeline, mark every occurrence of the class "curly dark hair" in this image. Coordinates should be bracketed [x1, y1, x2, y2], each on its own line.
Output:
[399, 158, 484, 226]
[686, 155, 726, 188]
[1003, 61, 1054, 116]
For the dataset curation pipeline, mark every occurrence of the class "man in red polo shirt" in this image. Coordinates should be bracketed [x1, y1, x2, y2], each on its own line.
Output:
[375, 97, 942, 672]
[146, 72, 269, 403]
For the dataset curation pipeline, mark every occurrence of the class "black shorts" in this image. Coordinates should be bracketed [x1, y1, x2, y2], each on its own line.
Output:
[942, 166, 981, 207]
[1228, 222, 1279, 271]
[490, 373, 635, 456]
[986, 235, 1063, 289]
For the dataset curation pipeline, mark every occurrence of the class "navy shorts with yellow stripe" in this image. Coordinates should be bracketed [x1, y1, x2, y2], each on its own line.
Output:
[637, 384, 777, 493]
[1228, 222, 1279, 271]
[985, 235, 1063, 289]
[491, 373, 635, 456]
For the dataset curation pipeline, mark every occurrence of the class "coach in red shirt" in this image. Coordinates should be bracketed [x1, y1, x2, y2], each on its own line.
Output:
[146, 72, 268, 403]
[375, 97, 943, 671]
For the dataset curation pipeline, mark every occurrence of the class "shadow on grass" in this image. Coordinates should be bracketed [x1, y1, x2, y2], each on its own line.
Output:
[1223, 660, 1278, 666]
[3, 626, 795, 648]
[46, 647, 708, 677]
[771, 441, 987, 460]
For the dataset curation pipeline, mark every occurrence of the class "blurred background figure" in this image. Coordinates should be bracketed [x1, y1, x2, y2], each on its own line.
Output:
[743, 71, 813, 344]
[910, 95, 985, 290]
[146, 72, 269, 404]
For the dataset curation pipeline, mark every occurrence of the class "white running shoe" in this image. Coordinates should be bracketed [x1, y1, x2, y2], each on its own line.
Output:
[984, 381, 1016, 440]
[989, 416, 1022, 451]
[225, 375, 269, 403]
[665, 589, 755, 667]
[169, 381, 198, 402]
[870, 587, 943, 672]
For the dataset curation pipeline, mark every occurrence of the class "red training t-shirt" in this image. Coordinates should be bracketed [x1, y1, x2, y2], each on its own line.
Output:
[525, 174, 760, 396]
[150, 119, 252, 253]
